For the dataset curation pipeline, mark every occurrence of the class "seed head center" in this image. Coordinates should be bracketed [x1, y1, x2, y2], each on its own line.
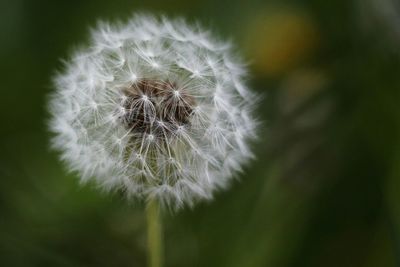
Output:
[121, 79, 195, 138]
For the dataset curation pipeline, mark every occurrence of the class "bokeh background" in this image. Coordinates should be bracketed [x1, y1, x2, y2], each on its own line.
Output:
[1, 0, 400, 266]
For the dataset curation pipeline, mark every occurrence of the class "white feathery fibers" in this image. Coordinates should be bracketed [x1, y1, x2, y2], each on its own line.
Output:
[49, 14, 258, 209]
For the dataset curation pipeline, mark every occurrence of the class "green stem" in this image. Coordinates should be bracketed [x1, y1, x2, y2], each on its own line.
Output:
[146, 199, 163, 267]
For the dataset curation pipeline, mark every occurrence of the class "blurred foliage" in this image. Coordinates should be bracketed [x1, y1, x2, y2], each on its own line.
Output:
[1, 0, 400, 266]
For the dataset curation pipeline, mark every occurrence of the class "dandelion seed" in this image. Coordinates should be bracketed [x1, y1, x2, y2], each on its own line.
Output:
[48, 14, 258, 209]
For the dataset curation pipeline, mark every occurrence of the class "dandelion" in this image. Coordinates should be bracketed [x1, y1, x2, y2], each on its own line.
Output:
[49, 13, 257, 207]
[49, 13, 257, 267]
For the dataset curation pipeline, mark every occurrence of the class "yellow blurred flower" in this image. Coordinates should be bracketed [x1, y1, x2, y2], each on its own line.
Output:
[244, 8, 319, 77]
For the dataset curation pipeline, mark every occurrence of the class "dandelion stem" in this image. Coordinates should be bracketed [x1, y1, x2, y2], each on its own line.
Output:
[146, 198, 163, 267]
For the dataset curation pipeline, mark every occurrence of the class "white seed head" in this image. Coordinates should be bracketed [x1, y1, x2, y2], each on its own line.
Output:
[49, 14, 258, 209]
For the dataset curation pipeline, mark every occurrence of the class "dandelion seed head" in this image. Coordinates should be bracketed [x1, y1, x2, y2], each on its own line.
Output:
[49, 14, 258, 209]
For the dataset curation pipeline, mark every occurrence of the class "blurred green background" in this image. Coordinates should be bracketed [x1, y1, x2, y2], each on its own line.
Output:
[1, 0, 400, 266]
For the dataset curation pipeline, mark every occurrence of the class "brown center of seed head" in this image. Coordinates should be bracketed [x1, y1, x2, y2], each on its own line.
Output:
[121, 79, 195, 138]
